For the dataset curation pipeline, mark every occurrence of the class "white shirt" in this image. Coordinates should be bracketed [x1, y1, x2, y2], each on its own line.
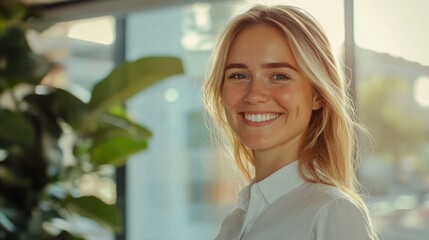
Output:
[215, 161, 373, 240]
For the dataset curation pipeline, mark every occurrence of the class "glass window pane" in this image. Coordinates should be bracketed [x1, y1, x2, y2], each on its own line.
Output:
[355, 1, 429, 239]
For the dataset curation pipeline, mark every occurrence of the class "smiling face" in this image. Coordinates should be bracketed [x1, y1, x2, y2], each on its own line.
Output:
[222, 24, 321, 162]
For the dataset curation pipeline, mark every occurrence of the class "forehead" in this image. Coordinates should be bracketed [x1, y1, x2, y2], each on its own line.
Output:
[226, 24, 297, 66]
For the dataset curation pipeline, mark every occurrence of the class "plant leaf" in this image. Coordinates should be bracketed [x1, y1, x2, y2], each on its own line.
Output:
[0, 26, 28, 50]
[0, 108, 34, 149]
[25, 86, 88, 130]
[94, 106, 152, 141]
[83, 56, 183, 132]
[89, 135, 148, 167]
[0, 27, 51, 89]
[0, 0, 28, 30]
[66, 196, 121, 233]
[0, 211, 15, 232]
[55, 231, 86, 240]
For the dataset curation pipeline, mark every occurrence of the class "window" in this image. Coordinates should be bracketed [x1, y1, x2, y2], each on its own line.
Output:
[354, 0, 429, 239]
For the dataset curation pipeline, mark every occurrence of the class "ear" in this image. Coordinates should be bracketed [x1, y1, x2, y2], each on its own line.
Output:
[312, 94, 322, 110]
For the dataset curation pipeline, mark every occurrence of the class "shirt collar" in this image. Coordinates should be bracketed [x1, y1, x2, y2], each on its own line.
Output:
[237, 160, 305, 209]
[237, 182, 252, 210]
[258, 160, 305, 204]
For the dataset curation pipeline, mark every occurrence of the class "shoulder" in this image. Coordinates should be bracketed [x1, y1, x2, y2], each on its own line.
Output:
[303, 184, 374, 240]
[298, 183, 368, 219]
[285, 182, 357, 212]
[243, 183, 374, 240]
[306, 182, 351, 201]
[274, 182, 372, 226]
[262, 183, 367, 226]
[311, 184, 369, 223]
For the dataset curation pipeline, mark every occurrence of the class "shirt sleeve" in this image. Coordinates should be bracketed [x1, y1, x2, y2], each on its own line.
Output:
[311, 198, 373, 240]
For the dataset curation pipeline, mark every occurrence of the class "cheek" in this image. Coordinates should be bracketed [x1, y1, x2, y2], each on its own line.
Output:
[273, 86, 292, 104]
[221, 85, 239, 109]
[221, 91, 234, 125]
[221, 90, 230, 110]
[274, 85, 314, 112]
[221, 93, 237, 131]
[221, 86, 242, 129]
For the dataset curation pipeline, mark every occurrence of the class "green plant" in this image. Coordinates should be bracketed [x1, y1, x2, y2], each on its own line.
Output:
[0, 0, 184, 239]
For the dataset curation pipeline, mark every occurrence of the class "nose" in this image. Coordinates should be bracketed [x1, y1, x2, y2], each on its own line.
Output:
[244, 79, 269, 104]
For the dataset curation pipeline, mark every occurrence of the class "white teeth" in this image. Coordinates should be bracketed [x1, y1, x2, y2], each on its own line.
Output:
[244, 113, 279, 123]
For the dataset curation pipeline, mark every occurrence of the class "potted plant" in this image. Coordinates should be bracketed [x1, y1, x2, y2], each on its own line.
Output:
[0, 0, 184, 239]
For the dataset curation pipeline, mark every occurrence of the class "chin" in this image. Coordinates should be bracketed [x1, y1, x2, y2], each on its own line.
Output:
[240, 140, 271, 151]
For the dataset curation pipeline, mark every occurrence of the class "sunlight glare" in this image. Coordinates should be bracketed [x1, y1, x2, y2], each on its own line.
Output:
[67, 16, 115, 45]
[414, 76, 429, 107]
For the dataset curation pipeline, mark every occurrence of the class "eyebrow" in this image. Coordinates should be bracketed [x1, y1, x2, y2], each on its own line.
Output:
[224, 62, 298, 71]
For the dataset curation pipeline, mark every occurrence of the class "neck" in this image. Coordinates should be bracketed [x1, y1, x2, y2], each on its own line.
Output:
[253, 145, 299, 182]
[252, 131, 305, 182]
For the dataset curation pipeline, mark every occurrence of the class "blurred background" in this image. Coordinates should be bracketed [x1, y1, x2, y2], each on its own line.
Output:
[3, 0, 429, 239]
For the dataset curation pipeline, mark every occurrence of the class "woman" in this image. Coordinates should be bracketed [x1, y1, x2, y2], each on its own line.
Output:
[203, 4, 378, 240]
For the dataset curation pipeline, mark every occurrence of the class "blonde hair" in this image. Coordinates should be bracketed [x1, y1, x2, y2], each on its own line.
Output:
[203, 5, 377, 239]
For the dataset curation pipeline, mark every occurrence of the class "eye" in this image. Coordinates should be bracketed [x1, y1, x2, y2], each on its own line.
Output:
[271, 73, 290, 80]
[228, 73, 248, 79]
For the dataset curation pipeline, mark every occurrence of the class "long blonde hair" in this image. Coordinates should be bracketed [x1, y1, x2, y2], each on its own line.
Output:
[203, 5, 377, 239]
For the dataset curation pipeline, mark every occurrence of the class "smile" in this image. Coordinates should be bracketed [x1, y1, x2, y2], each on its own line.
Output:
[244, 113, 280, 123]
